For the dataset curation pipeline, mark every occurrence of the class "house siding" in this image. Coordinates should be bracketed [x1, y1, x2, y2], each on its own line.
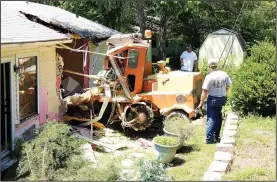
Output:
[1, 44, 60, 138]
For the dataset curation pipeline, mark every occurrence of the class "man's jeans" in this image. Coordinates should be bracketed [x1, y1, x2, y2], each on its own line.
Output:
[206, 96, 227, 143]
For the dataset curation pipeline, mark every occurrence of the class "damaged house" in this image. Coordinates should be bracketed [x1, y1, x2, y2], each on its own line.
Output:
[1, 0, 118, 166]
[15, 1, 119, 92]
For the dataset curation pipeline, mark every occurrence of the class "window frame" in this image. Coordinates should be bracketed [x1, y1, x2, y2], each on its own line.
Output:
[127, 49, 139, 69]
[15, 52, 40, 123]
[1, 57, 16, 150]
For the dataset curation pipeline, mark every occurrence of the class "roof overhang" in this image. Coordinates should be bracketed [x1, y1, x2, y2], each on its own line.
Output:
[1, 38, 73, 49]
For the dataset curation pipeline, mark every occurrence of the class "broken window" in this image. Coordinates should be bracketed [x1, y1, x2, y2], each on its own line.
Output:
[128, 49, 139, 69]
[18, 56, 38, 121]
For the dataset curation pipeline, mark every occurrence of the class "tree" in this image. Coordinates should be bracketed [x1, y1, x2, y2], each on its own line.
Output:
[136, 0, 146, 37]
[38, 0, 136, 33]
[145, 1, 183, 60]
[37, 0, 275, 57]
[239, 1, 276, 47]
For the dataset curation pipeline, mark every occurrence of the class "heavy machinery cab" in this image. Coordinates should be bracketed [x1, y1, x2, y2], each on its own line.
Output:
[104, 35, 152, 95]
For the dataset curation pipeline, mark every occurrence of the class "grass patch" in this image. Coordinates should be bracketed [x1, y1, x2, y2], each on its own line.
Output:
[223, 115, 276, 181]
[167, 121, 216, 180]
[223, 167, 275, 181]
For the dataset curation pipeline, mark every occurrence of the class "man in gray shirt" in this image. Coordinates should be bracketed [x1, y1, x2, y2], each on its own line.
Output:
[197, 58, 232, 144]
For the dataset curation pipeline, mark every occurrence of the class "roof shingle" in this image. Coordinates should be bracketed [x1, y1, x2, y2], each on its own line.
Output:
[1, 1, 70, 44]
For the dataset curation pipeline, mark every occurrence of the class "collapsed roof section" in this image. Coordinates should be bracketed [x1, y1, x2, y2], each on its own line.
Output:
[1, 1, 70, 44]
[2, 1, 120, 44]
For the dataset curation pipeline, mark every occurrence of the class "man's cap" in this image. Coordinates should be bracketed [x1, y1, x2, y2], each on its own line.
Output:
[208, 58, 218, 67]
[186, 44, 192, 49]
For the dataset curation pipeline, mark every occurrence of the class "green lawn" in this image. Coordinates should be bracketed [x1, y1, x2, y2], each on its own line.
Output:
[167, 120, 217, 180]
[223, 115, 276, 181]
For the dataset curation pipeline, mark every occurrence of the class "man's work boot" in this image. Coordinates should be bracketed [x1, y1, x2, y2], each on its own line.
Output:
[214, 136, 221, 143]
[202, 139, 215, 144]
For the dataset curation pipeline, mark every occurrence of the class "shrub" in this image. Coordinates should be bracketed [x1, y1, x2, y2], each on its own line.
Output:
[16, 122, 121, 181]
[16, 122, 86, 180]
[229, 40, 276, 116]
[199, 57, 238, 78]
[137, 159, 172, 181]
[164, 117, 195, 142]
[154, 136, 179, 146]
[152, 63, 160, 74]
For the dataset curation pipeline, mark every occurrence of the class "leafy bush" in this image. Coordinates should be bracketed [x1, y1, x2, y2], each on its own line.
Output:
[154, 136, 179, 146]
[152, 63, 160, 74]
[164, 117, 195, 142]
[199, 57, 238, 78]
[16, 122, 120, 181]
[137, 159, 172, 181]
[17, 122, 85, 180]
[229, 40, 276, 116]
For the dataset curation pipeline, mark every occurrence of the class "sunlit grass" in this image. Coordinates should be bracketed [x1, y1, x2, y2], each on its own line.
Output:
[223, 115, 276, 181]
[167, 122, 216, 180]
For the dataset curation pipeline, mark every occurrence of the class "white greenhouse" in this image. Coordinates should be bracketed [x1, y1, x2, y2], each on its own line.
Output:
[199, 28, 246, 67]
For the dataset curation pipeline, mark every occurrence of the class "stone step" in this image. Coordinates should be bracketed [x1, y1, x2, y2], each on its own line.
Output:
[214, 151, 233, 163]
[224, 125, 238, 130]
[81, 143, 97, 163]
[222, 130, 237, 137]
[220, 137, 235, 145]
[227, 113, 239, 120]
[225, 119, 239, 125]
[208, 160, 230, 174]
[203, 171, 222, 181]
[216, 143, 234, 154]
[121, 159, 134, 168]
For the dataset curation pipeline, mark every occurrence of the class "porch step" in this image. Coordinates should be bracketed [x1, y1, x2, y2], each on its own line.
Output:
[1, 156, 17, 172]
[1, 150, 10, 160]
